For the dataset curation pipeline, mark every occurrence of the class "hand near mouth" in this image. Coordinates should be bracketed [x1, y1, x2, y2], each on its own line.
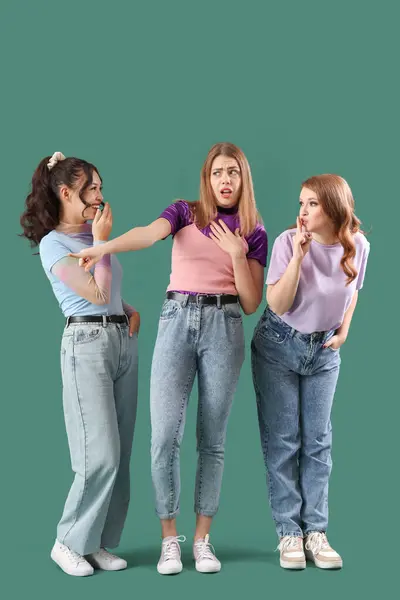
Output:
[293, 216, 312, 261]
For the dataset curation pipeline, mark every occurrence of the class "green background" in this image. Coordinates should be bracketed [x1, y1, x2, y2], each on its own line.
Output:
[1, 0, 396, 597]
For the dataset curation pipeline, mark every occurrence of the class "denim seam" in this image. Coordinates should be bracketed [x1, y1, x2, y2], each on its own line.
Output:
[62, 339, 89, 547]
[252, 341, 281, 532]
[168, 361, 196, 516]
[303, 528, 326, 536]
[195, 377, 205, 512]
[196, 509, 218, 517]
[114, 325, 123, 379]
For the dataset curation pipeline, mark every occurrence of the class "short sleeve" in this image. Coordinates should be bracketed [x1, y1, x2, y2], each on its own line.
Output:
[356, 236, 370, 290]
[39, 234, 71, 273]
[159, 200, 192, 236]
[266, 230, 294, 284]
[246, 223, 268, 267]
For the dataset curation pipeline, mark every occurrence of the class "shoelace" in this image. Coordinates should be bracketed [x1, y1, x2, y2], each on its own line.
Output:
[61, 545, 87, 566]
[194, 534, 217, 561]
[305, 532, 329, 555]
[96, 548, 119, 562]
[162, 535, 186, 561]
[277, 536, 303, 553]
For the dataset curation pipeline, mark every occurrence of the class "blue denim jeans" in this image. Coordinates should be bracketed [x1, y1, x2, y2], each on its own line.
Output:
[57, 321, 138, 555]
[150, 296, 245, 519]
[251, 308, 341, 537]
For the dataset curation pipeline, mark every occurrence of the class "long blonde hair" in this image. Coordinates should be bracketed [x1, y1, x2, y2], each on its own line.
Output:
[187, 142, 261, 236]
[300, 174, 362, 285]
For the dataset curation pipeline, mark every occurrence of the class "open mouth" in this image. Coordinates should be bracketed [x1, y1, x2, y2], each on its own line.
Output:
[220, 188, 233, 198]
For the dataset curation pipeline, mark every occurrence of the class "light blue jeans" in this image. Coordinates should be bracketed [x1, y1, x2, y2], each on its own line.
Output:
[150, 296, 245, 519]
[251, 308, 340, 537]
[57, 321, 138, 555]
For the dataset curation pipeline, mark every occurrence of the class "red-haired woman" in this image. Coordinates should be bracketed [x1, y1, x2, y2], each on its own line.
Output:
[251, 175, 370, 570]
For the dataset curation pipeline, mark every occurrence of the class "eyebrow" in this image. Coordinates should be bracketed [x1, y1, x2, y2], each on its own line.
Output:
[300, 196, 318, 201]
[212, 166, 240, 170]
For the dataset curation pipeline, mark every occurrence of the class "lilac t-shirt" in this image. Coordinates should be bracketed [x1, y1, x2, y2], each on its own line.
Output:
[266, 229, 370, 334]
[160, 200, 268, 265]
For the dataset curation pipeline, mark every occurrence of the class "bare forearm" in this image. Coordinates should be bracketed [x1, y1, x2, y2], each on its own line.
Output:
[97, 218, 171, 255]
[232, 256, 263, 315]
[336, 291, 358, 339]
[101, 227, 156, 255]
[267, 257, 302, 315]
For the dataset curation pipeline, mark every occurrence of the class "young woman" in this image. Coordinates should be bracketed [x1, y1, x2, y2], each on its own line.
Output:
[20, 152, 140, 577]
[251, 174, 370, 570]
[70, 142, 268, 575]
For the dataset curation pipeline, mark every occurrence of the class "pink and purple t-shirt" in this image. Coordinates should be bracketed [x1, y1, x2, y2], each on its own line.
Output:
[266, 228, 370, 334]
[159, 200, 268, 295]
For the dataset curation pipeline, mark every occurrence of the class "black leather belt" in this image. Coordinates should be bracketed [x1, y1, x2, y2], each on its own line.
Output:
[166, 292, 238, 305]
[66, 315, 128, 326]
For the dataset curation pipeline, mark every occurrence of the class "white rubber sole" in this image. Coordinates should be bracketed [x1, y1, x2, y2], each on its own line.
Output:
[305, 550, 343, 569]
[51, 549, 94, 577]
[280, 558, 306, 570]
[195, 561, 221, 573]
[157, 563, 183, 575]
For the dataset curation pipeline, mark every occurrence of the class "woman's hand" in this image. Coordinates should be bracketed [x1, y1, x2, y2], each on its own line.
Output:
[209, 220, 246, 259]
[293, 216, 312, 262]
[128, 311, 141, 337]
[323, 333, 346, 350]
[69, 244, 105, 271]
[92, 202, 112, 242]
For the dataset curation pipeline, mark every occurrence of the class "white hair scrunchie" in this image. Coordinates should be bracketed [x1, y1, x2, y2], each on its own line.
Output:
[47, 151, 66, 171]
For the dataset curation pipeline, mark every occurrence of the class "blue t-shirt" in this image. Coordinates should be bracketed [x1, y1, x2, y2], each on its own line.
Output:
[39, 230, 126, 317]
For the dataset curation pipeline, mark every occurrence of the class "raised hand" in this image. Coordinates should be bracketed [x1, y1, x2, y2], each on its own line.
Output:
[69, 203, 112, 270]
[293, 216, 312, 261]
[92, 202, 112, 242]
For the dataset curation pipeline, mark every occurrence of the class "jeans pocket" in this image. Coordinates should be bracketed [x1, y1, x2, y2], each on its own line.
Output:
[160, 299, 181, 320]
[73, 326, 103, 345]
[259, 312, 289, 344]
[222, 302, 242, 322]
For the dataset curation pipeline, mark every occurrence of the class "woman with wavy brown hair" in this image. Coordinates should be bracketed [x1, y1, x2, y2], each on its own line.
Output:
[251, 174, 370, 571]
[71, 142, 268, 575]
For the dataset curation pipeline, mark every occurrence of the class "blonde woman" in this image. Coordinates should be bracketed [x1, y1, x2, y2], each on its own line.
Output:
[71, 142, 268, 575]
[251, 175, 370, 571]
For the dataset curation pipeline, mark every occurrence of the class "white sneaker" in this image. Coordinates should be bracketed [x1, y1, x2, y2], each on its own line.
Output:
[277, 536, 306, 570]
[86, 548, 127, 571]
[193, 534, 221, 573]
[157, 535, 186, 575]
[304, 532, 343, 569]
[51, 540, 94, 577]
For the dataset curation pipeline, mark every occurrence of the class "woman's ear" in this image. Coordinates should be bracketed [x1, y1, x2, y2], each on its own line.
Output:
[59, 185, 70, 203]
